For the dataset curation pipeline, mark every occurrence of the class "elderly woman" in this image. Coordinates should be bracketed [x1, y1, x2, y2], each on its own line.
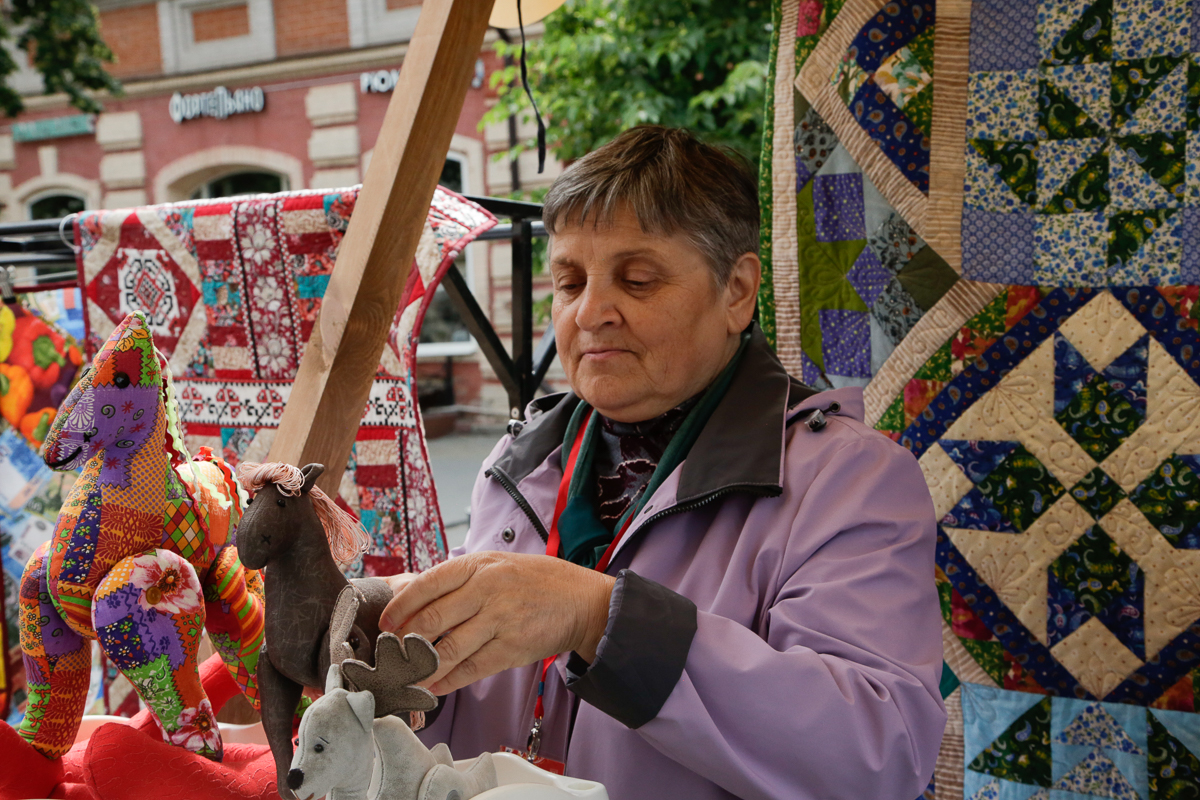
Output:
[381, 126, 946, 800]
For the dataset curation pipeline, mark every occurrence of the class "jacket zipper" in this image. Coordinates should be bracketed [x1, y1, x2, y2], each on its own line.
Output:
[631, 483, 779, 539]
[485, 466, 550, 542]
[486, 466, 777, 550]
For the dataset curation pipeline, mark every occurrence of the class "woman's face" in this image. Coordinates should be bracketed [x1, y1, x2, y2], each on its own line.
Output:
[549, 205, 759, 423]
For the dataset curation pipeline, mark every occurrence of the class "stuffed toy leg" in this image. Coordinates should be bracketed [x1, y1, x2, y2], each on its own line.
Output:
[17, 542, 94, 759]
[91, 548, 222, 760]
[202, 543, 267, 710]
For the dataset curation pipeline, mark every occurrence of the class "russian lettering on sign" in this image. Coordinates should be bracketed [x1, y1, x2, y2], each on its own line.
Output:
[360, 69, 401, 93]
[168, 86, 266, 124]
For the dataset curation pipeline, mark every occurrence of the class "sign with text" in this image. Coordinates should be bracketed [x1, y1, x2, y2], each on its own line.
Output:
[361, 68, 401, 93]
[12, 115, 95, 143]
[169, 86, 265, 124]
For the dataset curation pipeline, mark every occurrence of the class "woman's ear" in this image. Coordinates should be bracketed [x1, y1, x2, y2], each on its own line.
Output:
[725, 252, 762, 334]
[301, 463, 326, 494]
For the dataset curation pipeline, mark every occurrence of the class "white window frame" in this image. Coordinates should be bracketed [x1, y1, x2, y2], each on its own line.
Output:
[416, 149, 479, 359]
[158, 0, 275, 74]
[346, 0, 422, 48]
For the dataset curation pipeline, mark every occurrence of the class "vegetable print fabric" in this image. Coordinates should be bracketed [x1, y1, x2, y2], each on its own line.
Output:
[0, 302, 84, 723]
[962, 0, 1200, 285]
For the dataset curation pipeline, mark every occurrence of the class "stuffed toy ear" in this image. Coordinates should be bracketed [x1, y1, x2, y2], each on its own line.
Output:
[300, 463, 325, 493]
[345, 691, 375, 733]
[325, 663, 343, 695]
[328, 585, 361, 670]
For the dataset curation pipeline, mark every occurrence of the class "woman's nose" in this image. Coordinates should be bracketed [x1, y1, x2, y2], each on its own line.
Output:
[574, 283, 620, 331]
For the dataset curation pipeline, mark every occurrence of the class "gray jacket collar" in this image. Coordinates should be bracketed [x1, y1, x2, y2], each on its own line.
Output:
[490, 324, 816, 503]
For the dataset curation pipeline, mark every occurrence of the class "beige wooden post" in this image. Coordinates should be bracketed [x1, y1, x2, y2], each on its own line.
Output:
[269, 0, 496, 494]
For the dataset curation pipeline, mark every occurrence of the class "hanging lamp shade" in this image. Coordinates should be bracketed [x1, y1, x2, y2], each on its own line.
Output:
[488, 0, 567, 29]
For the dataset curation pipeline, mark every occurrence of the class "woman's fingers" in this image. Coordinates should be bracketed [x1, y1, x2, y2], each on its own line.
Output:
[380, 556, 478, 632]
[382, 572, 416, 594]
[429, 639, 512, 696]
[397, 582, 485, 643]
[423, 616, 498, 688]
[376, 553, 613, 694]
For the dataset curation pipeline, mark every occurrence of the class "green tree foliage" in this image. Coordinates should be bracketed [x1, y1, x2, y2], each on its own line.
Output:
[0, 0, 122, 117]
[485, 0, 771, 170]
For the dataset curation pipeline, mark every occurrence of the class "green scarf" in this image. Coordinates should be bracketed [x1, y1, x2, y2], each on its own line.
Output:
[555, 331, 750, 568]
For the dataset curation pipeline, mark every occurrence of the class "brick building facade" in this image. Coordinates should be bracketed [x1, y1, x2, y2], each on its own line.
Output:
[1, 0, 562, 420]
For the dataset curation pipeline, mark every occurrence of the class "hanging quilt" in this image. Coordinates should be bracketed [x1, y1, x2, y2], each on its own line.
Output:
[760, 0, 959, 389]
[765, 0, 1200, 792]
[865, 284, 1200, 799]
[75, 187, 496, 578]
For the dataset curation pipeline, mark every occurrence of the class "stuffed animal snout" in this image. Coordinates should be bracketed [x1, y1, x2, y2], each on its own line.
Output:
[286, 768, 305, 793]
[287, 686, 376, 800]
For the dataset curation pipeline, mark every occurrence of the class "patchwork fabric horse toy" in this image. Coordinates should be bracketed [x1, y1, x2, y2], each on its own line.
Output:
[234, 461, 395, 798]
[17, 312, 265, 761]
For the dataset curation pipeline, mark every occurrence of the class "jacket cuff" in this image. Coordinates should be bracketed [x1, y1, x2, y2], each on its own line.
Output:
[565, 569, 697, 729]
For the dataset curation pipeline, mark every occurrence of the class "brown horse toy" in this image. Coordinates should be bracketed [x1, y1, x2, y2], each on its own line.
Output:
[235, 461, 393, 799]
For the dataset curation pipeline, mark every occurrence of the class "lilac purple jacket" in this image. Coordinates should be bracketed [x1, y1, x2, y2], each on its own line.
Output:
[418, 327, 947, 800]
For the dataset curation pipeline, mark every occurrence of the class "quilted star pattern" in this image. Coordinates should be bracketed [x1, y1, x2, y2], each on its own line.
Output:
[1129, 454, 1200, 548]
[882, 286, 1200, 704]
[960, 684, 1196, 800]
[963, 0, 1200, 284]
[1047, 524, 1145, 657]
[797, 141, 958, 390]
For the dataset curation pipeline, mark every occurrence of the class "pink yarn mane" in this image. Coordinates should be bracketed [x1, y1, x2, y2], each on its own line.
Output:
[236, 462, 368, 567]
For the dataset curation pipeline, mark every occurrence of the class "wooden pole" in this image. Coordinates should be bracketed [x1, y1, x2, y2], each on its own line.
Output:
[269, 0, 495, 494]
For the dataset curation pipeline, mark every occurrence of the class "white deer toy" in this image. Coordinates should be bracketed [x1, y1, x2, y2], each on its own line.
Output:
[286, 630, 498, 800]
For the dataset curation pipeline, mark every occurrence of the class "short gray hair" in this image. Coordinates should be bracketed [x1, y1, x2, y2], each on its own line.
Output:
[542, 126, 759, 285]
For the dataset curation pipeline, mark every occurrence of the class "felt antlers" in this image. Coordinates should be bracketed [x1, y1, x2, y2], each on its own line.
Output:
[341, 633, 440, 717]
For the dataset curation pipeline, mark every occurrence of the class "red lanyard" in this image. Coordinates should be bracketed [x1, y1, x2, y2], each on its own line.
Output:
[528, 409, 637, 754]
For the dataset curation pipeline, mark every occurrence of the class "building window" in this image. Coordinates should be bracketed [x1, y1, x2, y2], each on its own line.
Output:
[190, 170, 287, 200]
[28, 193, 85, 220]
[191, 3, 251, 42]
[346, 0, 422, 48]
[159, 0, 276, 74]
[417, 155, 477, 363]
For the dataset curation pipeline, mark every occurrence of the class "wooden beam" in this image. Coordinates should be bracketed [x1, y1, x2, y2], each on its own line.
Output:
[269, 0, 495, 494]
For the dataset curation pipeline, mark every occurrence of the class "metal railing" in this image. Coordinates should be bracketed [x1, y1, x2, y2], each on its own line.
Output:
[0, 194, 554, 418]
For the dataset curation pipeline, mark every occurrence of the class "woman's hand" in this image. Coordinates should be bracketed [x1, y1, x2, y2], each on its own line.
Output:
[379, 552, 615, 695]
